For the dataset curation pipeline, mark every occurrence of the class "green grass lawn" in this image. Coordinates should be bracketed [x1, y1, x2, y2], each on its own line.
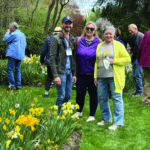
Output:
[0, 86, 150, 150]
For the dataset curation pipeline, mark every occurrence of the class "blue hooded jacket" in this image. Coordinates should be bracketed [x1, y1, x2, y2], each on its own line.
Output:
[3, 29, 26, 60]
[40, 35, 54, 66]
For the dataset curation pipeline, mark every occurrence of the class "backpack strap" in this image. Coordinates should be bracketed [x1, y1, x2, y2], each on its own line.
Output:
[59, 32, 74, 49]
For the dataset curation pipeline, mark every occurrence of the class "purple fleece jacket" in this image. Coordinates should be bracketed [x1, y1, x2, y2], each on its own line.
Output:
[76, 36, 100, 75]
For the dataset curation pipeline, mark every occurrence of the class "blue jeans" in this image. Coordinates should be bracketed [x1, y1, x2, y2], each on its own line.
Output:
[98, 78, 124, 126]
[132, 59, 143, 94]
[76, 74, 98, 116]
[7, 57, 21, 88]
[56, 69, 72, 111]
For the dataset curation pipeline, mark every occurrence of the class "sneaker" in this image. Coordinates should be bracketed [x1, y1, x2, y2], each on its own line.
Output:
[75, 112, 82, 117]
[86, 116, 95, 122]
[97, 120, 112, 126]
[108, 125, 121, 130]
[44, 94, 49, 98]
[132, 93, 142, 97]
[16, 87, 20, 90]
[7, 86, 16, 91]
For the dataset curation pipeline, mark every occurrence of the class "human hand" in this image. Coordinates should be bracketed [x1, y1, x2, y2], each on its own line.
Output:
[94, 78, 98, 87]
[108, 58, 114, 64]
[7, 29, 10, 33]
[54, 77, 61, 85]
[72, 76, 77, 84]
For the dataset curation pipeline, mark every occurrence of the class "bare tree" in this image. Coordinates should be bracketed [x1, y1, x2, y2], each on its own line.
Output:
[44, 0, 70, 34]
[30, 0, 40, 23]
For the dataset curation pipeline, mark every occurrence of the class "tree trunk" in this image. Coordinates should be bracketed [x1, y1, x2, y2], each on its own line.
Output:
[44, 0, 56, 33]
[49, 0, 59, 34]
[30, 0, 40, 23]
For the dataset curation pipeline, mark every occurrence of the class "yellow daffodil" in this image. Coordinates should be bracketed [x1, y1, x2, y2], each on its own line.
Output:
[31, 103, 35, 107]
[15, 125, 20, 133]
[53, 111, 57, 115]
[57, 116, 61, 120]
[19, 134, 23, 139]
[67, 103, 71, 109]
[6, 140, 11, 148]
[7, 131, 14, 138]
[76, 104, 79, 109]
[50, 106, 54, 110]
[5, 118, 10, 125]
[61, 115, 66, 120]
[3, 125, 7, 130]
[54, 105, 58, 110]
[9, 109, 16, 115]
[31, 126, 35, 131]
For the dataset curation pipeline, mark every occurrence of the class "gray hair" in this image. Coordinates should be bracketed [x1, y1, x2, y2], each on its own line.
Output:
[128, 24, 137, 29]
[103, 25, 115, 35]
[10, 22, 19, 29]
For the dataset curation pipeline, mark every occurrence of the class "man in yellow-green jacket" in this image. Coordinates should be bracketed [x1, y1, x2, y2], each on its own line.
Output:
[94, 25, 131, 130]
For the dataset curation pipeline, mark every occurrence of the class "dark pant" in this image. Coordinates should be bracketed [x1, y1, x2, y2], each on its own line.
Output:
[76, 74, 98, 116]
[45, 66, 53, 91]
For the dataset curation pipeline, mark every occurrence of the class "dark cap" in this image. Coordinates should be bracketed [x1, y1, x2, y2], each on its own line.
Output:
[62, 16, 73, 23]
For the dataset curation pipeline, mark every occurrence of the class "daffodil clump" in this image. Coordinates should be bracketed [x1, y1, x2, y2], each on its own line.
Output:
[20, 54, 47, 85]
[0, 91, 80, 150]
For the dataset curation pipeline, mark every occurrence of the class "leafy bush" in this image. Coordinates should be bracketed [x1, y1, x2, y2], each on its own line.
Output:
[0, 55, 47, 85]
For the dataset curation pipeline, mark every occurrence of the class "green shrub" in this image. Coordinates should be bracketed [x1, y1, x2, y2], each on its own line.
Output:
[0, 56, 47, 86]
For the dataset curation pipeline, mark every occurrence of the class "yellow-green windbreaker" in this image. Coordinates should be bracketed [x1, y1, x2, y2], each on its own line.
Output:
[94, 40, 131, 93]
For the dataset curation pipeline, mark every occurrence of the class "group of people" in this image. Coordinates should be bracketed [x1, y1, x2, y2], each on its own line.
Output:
[3, 16, 150, 131]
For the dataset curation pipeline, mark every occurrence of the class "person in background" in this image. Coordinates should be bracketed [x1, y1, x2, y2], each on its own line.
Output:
[137, 30, 150, 105]
[50, 16, 76, 111]
[128, 24, 144, 97]
[75, 21, 102, 122]
[115, 28, 125, 46]
[40, 27, 62, 97]
[94, 25, 131, 130]
[3, 22, 26, 90]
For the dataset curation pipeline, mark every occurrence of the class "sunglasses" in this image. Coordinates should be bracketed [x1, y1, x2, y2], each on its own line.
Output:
[86, 27, 95, 31]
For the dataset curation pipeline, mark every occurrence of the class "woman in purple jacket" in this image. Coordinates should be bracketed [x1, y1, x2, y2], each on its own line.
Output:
[75, 21, 102, 122]
[137, 30, 150, 105]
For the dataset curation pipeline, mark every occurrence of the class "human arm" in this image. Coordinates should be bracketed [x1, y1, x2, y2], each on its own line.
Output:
[50, 36, 60, 84]
[3, 32, 16, 43]
[113, 42, 131, 66]
[40, 38, 48, 64]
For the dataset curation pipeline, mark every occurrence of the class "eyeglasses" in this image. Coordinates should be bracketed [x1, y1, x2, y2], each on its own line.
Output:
[86, 27, 95, 31]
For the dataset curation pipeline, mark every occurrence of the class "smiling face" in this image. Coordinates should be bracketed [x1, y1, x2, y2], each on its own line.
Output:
[62, 21, 73, 33]
[104, 29, 114, 44]
[128, 26, 137, 36]
[85, 23, 95, 38]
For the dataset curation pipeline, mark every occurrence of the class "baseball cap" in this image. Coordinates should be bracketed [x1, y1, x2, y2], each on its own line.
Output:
[62, 16, 73, 23]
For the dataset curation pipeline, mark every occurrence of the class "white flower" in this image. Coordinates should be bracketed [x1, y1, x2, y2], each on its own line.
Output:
[15, 104, 20, 108]
[12, 132, 18, 139]
[71, 105, 75, 109]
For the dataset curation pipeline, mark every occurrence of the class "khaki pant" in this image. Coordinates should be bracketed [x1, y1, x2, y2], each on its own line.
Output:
[142, 68, 150, 104]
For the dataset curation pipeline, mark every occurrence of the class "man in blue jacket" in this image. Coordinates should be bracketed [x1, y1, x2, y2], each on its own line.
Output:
[40, 27, 62, 97]
[3, 22, 26, 90]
